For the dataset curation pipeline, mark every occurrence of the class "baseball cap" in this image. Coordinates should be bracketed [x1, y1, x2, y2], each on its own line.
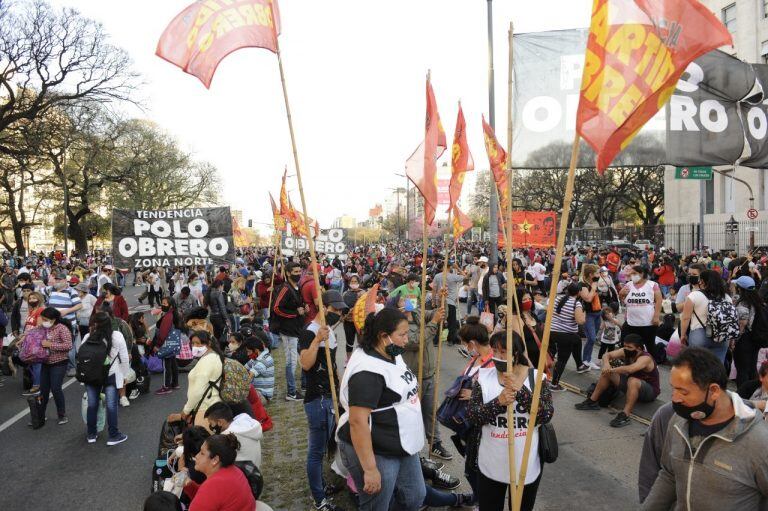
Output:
[734, 275, 756, 290]
[600, 266, 609, 272]
[478, 256, 489, 263]
[322, 290, 348, 311]
[103, 265, 114, 271]
[69, 276, 80, 285]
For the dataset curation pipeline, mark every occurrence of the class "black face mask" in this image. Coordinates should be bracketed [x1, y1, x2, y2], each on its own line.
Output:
[688, 275, 700, 285]
[210, 423, 223, 435]
[624, 348, 638, 360]
[492, 357, 508, 373]
[325, 312, 341, 326]
[161, 305, 170, 312]
[672, 388, 716, 421]
[289, 274, 301, 283]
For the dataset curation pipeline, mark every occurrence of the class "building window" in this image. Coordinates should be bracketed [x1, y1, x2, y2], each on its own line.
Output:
[722, 3, 736, 33]
[705, 178, 715, 214]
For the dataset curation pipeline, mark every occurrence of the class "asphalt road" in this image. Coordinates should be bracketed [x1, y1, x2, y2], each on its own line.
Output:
[0, 289, 651, 510]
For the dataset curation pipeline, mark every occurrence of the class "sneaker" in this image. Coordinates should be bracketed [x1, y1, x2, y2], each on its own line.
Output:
[456, 493, 476, 506]
[457, 346, 470, 358]
[120, 396, 130, 407]
[314, 498, 343, 511]
[587, 361, 601, 370]
[576, 364, 590, 373]
[22, 386, 40, 397]
[285, 391, 304, 401]
[128, 389, 140, 400]
[107, 433, 128, 446]
[66, 369, 76, 378]
[609, 412, 631, 428]
[420, 456, 444, 471]
[549, 383, 566, 392]
[57, 416, 69, 425]
[172, 385, 181, 390]
[323, 481, 345, 496]
[87, 435, 98, 444]
[429, 467, 460, 490]
[155, 387, 173, 396]
[574, 398, 600, 410]
[430, 442, 453, 460]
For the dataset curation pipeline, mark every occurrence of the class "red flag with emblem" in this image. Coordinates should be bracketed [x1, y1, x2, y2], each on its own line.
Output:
[447, 104, 474, 212]
[451, 205, 473, 240]
[156, 0, 281, 88]
[405, 77, 446, 226]
[269, 193, 286, 232]
[279, 168, 290, 220]
[577, 0, 732, 173]
[287, 197, 307, 238]
[482, 116, 509, 215]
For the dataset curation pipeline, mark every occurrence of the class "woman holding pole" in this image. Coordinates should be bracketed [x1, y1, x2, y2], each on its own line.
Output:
[466, 331, 553, 511]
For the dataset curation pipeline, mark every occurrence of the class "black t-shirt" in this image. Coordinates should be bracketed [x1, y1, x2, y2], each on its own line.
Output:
[298, 328, 338, 403]
[579, 282, 601, 313]
[337, 348, 409, 457]
[688, 416, 732, 442]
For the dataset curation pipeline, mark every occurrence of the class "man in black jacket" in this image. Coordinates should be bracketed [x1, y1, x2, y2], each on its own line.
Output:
[273, 262, 305, 401]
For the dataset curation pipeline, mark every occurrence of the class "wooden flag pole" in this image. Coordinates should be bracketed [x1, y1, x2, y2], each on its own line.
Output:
[270, 2, 339, 422]
[505, 21, 518, 505]
[266, 230, 281, 319]
[513, 132, 581, 511]
[418, 208, 429, 398]
[428, 210, 451, 458]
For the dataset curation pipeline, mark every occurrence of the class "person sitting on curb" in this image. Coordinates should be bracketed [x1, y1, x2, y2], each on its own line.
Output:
[574, 333, 660, 427]
[204, 401, 262, 469]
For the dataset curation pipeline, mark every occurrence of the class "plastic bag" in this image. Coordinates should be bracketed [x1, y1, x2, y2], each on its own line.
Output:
[81, 392, 106, 433]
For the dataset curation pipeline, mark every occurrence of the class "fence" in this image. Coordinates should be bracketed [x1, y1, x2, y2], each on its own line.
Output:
[565, 225, 665, 246]
[665, 219, 768, 254]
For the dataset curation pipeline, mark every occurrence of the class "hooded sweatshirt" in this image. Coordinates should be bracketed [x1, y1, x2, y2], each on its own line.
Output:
[402, 309, 439, 379]
[224, 413, 263, 468]
[642, 391, 768, 510]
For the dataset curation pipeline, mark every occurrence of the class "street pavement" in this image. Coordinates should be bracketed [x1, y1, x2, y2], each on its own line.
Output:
[0, 289, 663, 510]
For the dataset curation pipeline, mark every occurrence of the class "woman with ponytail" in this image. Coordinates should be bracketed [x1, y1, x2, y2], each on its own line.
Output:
[185, 433, 256, 510]
[336, 308, 426, 510]
[550, 283, 588, 391]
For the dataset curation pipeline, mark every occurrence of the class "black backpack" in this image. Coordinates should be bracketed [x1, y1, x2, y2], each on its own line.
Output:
[75, 336, 113, 386]
[748, 303, 768, 348]
[235, 460, 264, 500]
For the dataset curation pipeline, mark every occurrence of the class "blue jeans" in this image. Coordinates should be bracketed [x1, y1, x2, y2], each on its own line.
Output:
[339, 440, 426, 511]
[660, 285, 671, 298]
[305, 397, 336, 504]
[280, 334, 298, 395]
[467, 289, 478, 315]
[30, 363, 41, 387]
[40, 361, 68, 418]
[582, 311, 602, 363]
[424, 485, 458, 507]
[688, 328, 728, 362]
[86, 373, 120, 438]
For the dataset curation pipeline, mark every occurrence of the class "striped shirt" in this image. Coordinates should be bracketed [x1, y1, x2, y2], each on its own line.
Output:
[245, 350, 275, 400]
[551, 296, 582, 333]
[47, 287, 81, 322]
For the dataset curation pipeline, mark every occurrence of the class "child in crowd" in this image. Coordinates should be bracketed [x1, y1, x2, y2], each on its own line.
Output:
[244, 335, 274, 404]
[598, 303, 622, 360]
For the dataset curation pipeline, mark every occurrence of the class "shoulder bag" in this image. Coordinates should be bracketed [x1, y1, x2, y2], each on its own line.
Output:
[528, 368, 558, 463]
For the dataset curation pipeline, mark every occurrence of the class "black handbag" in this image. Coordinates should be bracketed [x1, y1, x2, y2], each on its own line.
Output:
[527, 369, 558, 463]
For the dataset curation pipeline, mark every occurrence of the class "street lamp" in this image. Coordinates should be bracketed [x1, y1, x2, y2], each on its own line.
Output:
[395, 172, 410, 239]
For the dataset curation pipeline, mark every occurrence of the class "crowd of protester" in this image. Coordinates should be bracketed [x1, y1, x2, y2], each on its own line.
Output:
[3, 240, 768, 510]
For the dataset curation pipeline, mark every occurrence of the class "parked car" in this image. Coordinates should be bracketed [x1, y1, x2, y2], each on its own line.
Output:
[633, 239, 654, 251]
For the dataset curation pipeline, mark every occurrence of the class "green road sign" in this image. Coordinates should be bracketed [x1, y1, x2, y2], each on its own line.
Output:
[675, 166, 713, 179]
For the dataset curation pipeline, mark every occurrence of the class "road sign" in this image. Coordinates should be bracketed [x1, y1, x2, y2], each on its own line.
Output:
[748, 208, 759, 220]
[675, 166, 713, 179]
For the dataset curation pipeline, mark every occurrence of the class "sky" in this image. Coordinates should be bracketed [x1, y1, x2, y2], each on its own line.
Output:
[50, 0, 591, 234]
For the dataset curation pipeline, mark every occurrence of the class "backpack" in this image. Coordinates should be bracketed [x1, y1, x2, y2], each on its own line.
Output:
[437, 357, 494, 437]
[235, 460, 264, 500]
[215, 357, 251, 404]
[76, 335, 114, 386]
[706, 298, 740, 344]
[156, 328, 182, 359]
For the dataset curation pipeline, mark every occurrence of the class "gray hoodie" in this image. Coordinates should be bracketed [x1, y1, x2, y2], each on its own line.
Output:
[224, 413, 263, 468]
[642, 391, 768, 511]
[402, 309, 439, 379]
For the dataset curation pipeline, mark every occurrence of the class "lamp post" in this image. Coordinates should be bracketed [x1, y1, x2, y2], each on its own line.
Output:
[395, 172, 410, 239]
[486, 0, 499, 265]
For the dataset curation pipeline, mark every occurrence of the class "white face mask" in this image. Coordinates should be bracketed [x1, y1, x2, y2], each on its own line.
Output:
[349, 283, 360, 290]
[191, 346, 207, 358]
[41, 320, 54, 329]
[630, 274, 642, 284]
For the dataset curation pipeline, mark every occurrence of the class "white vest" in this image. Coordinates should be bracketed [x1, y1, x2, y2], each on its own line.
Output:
[477, 367, 541, 485]
[336, 347, 425, 455]
[625, 280, 657, 326]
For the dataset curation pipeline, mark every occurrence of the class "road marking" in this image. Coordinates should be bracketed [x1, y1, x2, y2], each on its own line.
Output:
[0, 324, 156, 433]
[560, 379, 652, 426]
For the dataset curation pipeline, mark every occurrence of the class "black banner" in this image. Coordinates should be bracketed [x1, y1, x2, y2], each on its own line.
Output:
[112, 207, 235, 269]
[513, 29, 768, 169]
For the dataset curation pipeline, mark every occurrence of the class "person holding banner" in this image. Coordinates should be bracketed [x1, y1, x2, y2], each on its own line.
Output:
[467, 331, 553, 511]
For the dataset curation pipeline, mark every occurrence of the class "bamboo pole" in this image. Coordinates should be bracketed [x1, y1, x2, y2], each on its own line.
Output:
[428, 211, 451, 458]
[269, 1, 339, 422]
[266, 231, 281, 320]
[513, 132, 581, 510]
[505, 21, 518, 505]
[418, 207, 428, 398]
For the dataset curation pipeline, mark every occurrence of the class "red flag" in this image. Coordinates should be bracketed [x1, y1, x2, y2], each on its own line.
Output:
[406, 77, 446, 226]
[156, 0, 281, 88]
[577, 0, 732, 173]
[481, 116, 509, 214]
[287, 197, 307, 238]
[448, 104, 474, 212]
[279, 168, 290, 220]
[451, 205, 473, 240]
[269, 193, 286, 231]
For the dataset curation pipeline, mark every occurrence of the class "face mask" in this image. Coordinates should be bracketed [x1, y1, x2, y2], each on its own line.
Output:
[492, 357, 508, 373]
[41, 320, 53, 329]
[28, 300, 38, 307]
[467, 342, 479, 358]
[248, 352, 259, 360]
[624, 348, 637, 360]
[191, 346, 207, 358]
[210, 424, 223, 435]
[54, 281, 67, 290]
[290, 274, 301, 283]
[349, 283, 360, 290]
[521, 299, 533, 312]
[673, 388, 716, 421]
[688, 275, 700, 285]
[384, 335, 405, 358]
[161, 305, 170, 312]
[228, 343, 239, 352]
[630, 274, 641, 284]
[325, 312, 341, 326]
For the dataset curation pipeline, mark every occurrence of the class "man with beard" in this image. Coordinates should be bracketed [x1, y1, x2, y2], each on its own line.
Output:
[574, 334, 659, 427]
[641, 348, 768, 510]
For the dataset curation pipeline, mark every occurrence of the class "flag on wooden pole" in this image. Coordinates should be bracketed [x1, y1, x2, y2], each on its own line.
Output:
[482, 116, 509, 215]
[451, 205, 473, 239]
[577, 0, 732, 173]
[269, 193, 286, 232]
[447, 104, 474, 212]
[406, 77, 446, 225]
[156, 0, 281, 88]
[279, 168, 291, 220]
